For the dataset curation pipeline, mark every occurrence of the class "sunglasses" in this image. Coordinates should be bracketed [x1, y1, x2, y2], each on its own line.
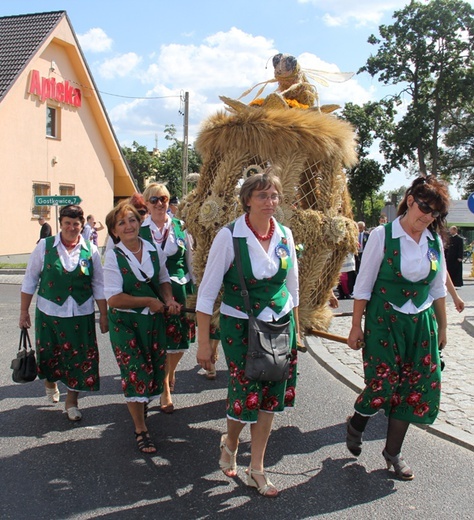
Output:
[414, 197, 445, 218]
[137, 209, 147, 216]
[148, 195, 169, 205]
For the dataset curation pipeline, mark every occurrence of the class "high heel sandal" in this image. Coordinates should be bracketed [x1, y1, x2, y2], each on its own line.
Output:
[135, 431, 157, 454]
[346, 416, 363, 456]
[219, 434, 238, 477]
[382, 449, 414, 480]
[46, 385, 60, 403]
[247, 467, 279, 497]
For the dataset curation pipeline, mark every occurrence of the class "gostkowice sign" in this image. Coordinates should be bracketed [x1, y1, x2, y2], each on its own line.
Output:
[28, 69, 82, 108]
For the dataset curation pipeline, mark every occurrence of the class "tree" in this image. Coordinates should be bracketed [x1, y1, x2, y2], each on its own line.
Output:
[156, 124, 202, 198]
[339, 102, 394, 221]
[360, 0, 474, 177]
[122, 141, 159, 192]
[439, 100, 474, 194]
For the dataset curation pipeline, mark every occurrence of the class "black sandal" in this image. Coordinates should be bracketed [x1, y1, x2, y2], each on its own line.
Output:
[135, 431, 156, 454]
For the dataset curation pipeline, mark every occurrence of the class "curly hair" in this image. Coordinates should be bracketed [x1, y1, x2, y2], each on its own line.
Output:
[397, 175, 450, 236]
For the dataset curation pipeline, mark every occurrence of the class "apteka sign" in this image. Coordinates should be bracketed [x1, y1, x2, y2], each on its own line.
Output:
[28, 70, 82, 108]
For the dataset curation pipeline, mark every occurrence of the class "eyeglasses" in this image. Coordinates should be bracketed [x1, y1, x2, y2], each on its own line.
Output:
[253, 193, 280, 202]
[137, 209, 147, 216]
[148, 195, 169, 205]
[414, 197, 445, 218]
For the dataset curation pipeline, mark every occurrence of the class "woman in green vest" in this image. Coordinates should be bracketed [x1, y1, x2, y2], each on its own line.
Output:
[19, 204, 108, 422]
[104, 201, 180, 453]
[141, 183, 196, 413]
[346, 176, 450, 480]
[196, 171, 299, 498]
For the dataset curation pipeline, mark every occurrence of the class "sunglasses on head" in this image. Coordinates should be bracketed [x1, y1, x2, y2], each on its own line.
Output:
[148, 195, 169, 205]
[414, 197, 445, 218]
[137, 209, 147, 216]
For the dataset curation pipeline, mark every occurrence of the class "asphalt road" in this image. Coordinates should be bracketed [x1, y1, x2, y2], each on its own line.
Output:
[1, 284, 473, 520]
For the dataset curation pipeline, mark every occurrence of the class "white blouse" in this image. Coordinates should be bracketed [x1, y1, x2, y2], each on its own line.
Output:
[103, 238, 171, 314]
[196, 215, 299, 320]
[142, 215, 195, 285]
[353, 217, 447, 313]
[21, 234, 105, 317]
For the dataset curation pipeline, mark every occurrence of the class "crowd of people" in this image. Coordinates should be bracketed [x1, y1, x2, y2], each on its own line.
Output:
[19, 172, 457, 495]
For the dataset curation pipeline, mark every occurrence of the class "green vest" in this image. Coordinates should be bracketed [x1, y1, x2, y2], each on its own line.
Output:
[113, 247, 162, 313]
[372, 222, 440, 307]
[140, 218, 188, 280]
[222, 222, 292, 317]
[38, 236, 94, 306]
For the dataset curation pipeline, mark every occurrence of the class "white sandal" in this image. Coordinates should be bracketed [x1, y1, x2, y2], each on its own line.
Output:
[247, 467, 278, 497]
[65, 406, 82, 422]
[45, 385, 60, 403]
[219, 434, 237, 476]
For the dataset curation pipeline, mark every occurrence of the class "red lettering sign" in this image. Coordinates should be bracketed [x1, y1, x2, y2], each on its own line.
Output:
[28, 70, 82, 108]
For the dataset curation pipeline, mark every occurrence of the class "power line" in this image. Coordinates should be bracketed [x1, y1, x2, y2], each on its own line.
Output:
[51, 70, 180, 100]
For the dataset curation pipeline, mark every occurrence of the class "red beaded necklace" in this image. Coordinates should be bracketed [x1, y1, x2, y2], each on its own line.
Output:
[245, 213, 275, 241]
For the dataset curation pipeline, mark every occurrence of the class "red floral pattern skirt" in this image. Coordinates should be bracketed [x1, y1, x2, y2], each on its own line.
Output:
[108, 309, 167, 400]
[354, 295, 442, 424]
[35, 309, 100, 391]
[164, 280, 196, 353]
[219, 312, 297, 423]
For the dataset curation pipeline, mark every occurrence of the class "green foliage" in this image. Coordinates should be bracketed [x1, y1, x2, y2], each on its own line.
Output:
[156, 125, 202, 198]
[340, 102, 393, 220]
[122, 141, 159, 192]
[360, 0, 474, 177]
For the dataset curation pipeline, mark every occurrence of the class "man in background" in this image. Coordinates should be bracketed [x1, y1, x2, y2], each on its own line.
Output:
[37, 216, 52, 243]
[445, 225, 464, 287]
[355, 221, 369, 273]
[82, 214, 104, 246]
[168, 196, 179, 217]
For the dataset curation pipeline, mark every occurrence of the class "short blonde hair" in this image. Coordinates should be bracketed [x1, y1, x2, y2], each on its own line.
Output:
[143, 183, 170, 202]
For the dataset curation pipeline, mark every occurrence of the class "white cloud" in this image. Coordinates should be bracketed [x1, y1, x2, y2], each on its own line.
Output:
[98, 53, 142, 79]
[106, 28, 374, 149]
[143, 27, 277, 93]
[77, 27, 113, 53]
[298, 0, 407, 27]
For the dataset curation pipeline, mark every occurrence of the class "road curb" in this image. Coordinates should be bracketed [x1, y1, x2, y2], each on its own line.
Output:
[305, 335, 474, 453]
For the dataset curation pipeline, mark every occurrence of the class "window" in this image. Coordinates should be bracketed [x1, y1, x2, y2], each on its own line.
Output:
[59, 184, 75, 196]
[46, 106, 60, 138]
[32, 182, 51, 218]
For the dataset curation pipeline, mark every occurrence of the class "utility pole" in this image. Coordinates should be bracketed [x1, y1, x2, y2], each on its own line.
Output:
[182, 91, 189, 197]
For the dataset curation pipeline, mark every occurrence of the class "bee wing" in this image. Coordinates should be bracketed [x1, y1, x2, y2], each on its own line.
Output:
[304, 69, 354, 86]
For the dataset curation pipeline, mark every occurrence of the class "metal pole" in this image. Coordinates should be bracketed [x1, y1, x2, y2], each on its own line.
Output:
[182, 91, 189, 197]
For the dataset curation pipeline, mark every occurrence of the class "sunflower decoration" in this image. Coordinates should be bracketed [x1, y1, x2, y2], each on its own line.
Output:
[242, 164, 264, 178]
[323, 216, 349, 244]
[199, 197, 224, 227]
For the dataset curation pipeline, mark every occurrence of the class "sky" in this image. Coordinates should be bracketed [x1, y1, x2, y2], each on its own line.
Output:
[1, 0, 468, 196]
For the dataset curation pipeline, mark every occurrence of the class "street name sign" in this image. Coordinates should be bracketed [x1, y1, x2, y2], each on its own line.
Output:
[35, 196, 82, 206]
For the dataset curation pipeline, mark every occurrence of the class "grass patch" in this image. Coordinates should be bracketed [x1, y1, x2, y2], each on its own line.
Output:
[0, 263, 27, 269]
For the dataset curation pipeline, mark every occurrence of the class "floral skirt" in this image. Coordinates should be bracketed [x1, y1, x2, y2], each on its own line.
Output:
[164, 280, 196, 353]
[220, 312, 297, 423]
[354, 295, 442, 424]
[35, 309, 100, 391]
[108, 308, 167, 400]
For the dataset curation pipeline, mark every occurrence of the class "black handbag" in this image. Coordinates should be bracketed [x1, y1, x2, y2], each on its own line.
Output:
[232, 234, 291, 382]
[11, 328, 38, 383]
